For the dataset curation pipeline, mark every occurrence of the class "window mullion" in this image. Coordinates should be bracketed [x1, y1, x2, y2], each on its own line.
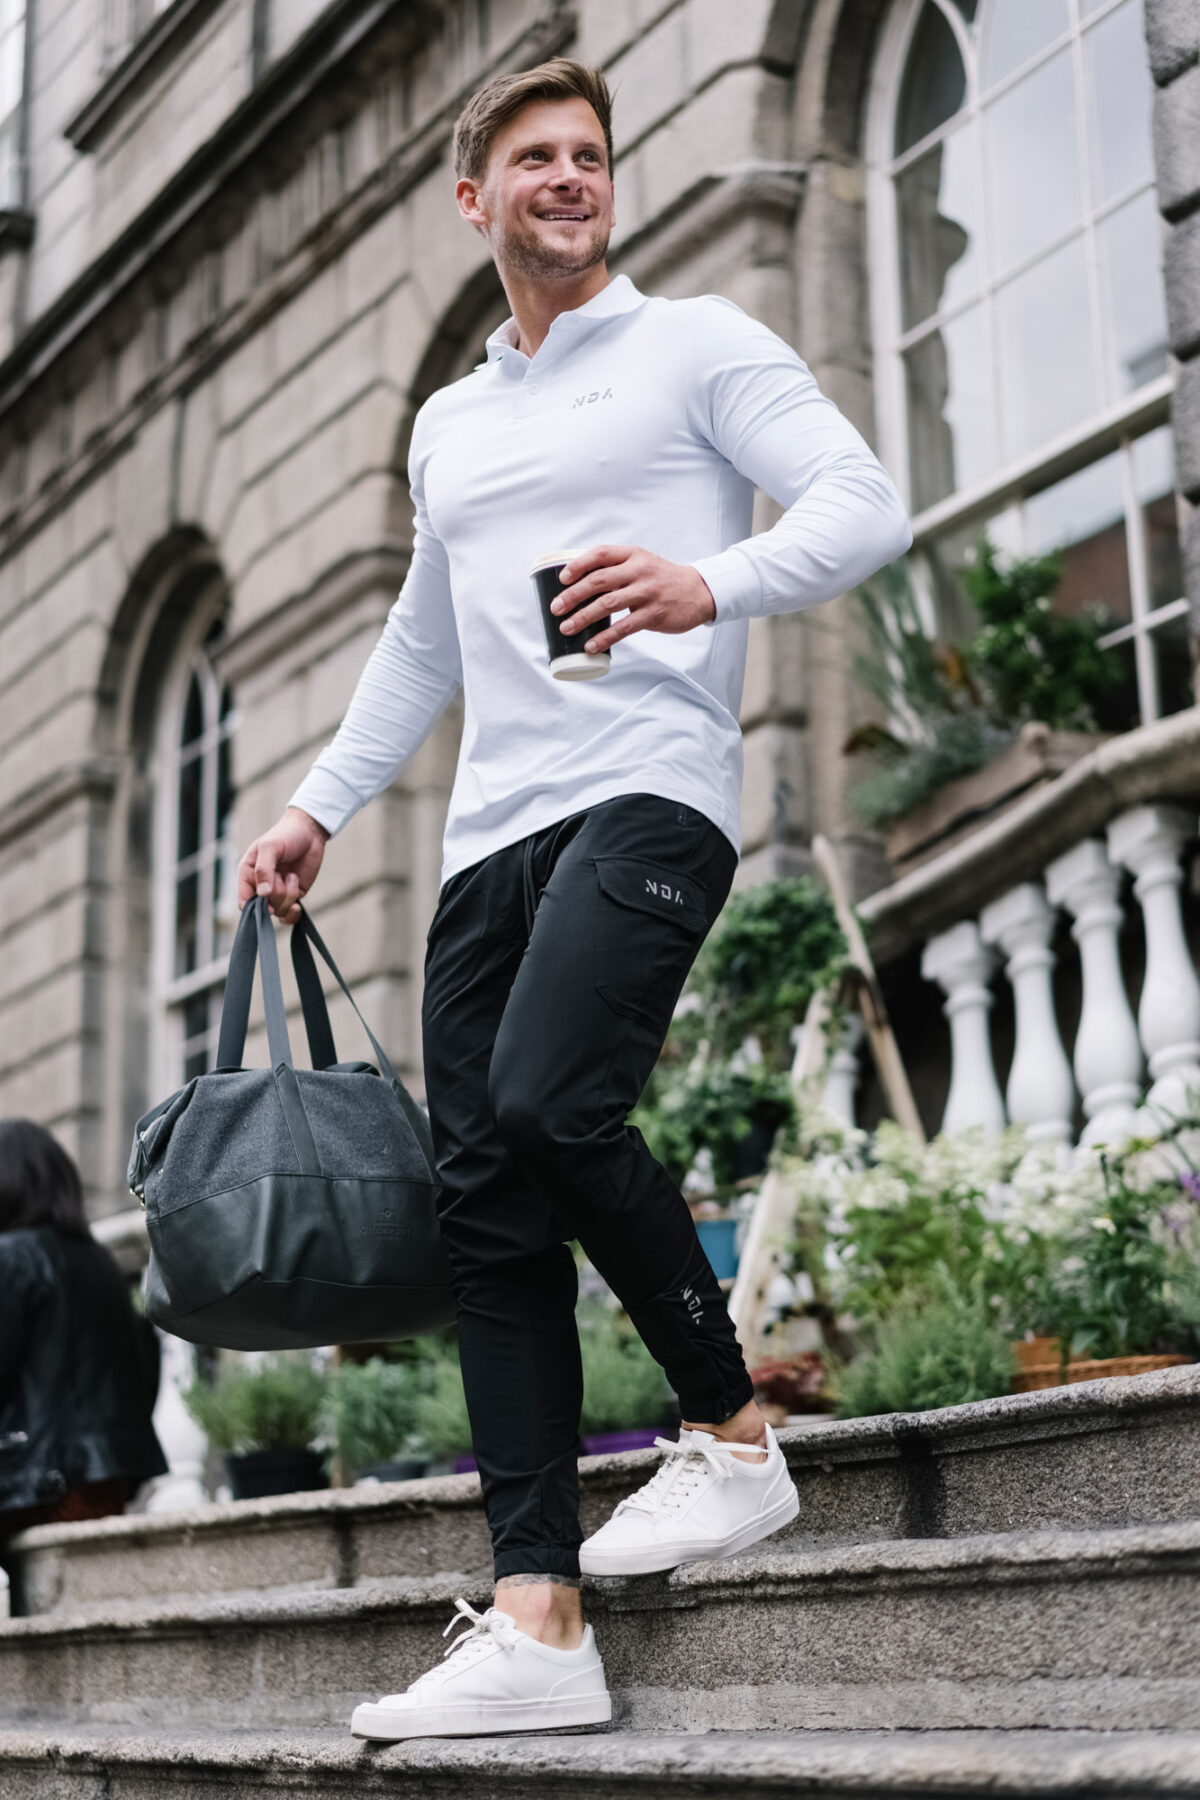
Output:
[1120, 434, 1159, 723]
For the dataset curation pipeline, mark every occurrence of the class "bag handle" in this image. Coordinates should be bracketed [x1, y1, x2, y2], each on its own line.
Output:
[217, 899, 337, 1073]
[290, 904, 438, 1180]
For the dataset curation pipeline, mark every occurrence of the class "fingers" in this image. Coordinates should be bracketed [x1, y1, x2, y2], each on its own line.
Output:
[552, 547, 637, 619]
[583, 608, 653, 655]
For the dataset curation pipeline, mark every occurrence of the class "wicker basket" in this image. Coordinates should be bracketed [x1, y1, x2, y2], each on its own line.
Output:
[1011, 1352, 1192, 1394]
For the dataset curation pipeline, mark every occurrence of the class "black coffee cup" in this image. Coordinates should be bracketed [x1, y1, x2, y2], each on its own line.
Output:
[529, 551, 611, 680]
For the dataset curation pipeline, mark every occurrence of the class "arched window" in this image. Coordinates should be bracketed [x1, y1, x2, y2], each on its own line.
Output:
[869, 0, 1183, 725]
[153, 614, 237, 1086]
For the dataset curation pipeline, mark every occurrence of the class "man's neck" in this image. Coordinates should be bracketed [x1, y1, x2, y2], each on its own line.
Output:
[505, 265, 612, 359]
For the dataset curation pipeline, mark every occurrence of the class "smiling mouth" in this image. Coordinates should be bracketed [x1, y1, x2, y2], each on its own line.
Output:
[537, 212, 590, 222]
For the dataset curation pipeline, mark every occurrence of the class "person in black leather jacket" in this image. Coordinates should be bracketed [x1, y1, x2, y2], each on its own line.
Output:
[0, 1119, 166, 1541]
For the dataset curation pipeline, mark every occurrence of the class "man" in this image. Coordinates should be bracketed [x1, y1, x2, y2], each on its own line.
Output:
[237, 57, 911, 1739]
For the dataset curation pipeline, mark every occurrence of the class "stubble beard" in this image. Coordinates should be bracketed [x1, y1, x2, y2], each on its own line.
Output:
[494, 213, 611, 283]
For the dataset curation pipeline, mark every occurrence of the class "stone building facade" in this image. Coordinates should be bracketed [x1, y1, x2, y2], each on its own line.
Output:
[0, 0, 1195, 1224]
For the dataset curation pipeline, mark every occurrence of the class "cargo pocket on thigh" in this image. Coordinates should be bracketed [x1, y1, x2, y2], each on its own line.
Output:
[591, 854, 709, 1034]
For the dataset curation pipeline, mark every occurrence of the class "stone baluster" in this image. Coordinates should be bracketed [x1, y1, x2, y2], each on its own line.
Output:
[142, 1332, 209, 1513]
[1045, 839, 1142, 1147]
[980, 884, 1075, 1144]
[921, 921, 1005, 1135]
[821, 1013, 863, 1125]
[1107, 805, 1200, 1129]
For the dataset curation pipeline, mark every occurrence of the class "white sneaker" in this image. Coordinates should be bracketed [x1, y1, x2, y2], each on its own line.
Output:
[350, 1597, 612, 1740]
[578, 1423, 799, 1577]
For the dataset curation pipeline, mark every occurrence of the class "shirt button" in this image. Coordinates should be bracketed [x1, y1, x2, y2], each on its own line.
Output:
[528, 382, 541, 394]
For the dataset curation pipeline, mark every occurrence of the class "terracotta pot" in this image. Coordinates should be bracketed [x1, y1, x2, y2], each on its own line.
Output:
[1011, 1352, 1191, 1394]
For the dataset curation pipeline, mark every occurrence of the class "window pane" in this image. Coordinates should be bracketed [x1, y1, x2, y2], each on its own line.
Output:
[904, 305, 996, 510]
[986, 51, 1082, 276]
[1085, 0, 1154, 206]
[181, 672, 203, 748]
[927, 508, 1013, 639]
[896, 1, 967, 154]
[175, 872, 199, 977]
[1025, 451, 1130, 628]
[896, 122, 982, 328]
[177, 752, 201, 861]
[1153, 610, 1192, 718]
[182, 987, 214, 1083]
[1097, 188, 1168, 399]
[995, 238, 1093, 462]
[981, 0, 1069, 86]
[1134, 427, 1183, 611]
[1091, 634, 1140, 733]
[216, 732, 234, 843]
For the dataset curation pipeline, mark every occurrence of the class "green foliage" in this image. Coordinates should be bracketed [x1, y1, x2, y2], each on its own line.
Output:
[183, 1354, 326, 1454]
[324, 1357, 423, 1472]
[686, 878, 847, 1070]
[845, 541, 1118, 829]
[834, 1294, 1015, 1418]
[578, 1301, 672, 1434]
[964, 539, 1118, 731]
[632, 1059, 795, 1192]
[412, 1347, 475, 1460]
[1058, 1153, 1195, 1360]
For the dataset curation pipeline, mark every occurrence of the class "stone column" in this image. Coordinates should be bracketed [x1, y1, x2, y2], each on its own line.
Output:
[980, 884, 1076, 1145]
[922, 921, 1006, 1136]
[1045, 839, 1143, 1146]
[142, 1332, 209, 1513]
[821, 1012, 864, 1125]
[1108, 804, 1200, 1126]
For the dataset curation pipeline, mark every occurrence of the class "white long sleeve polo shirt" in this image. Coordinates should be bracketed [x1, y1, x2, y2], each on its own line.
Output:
[288, 274, 912, 883]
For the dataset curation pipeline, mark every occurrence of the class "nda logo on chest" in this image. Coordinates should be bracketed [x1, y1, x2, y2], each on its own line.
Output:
[571, 388, 614, 408]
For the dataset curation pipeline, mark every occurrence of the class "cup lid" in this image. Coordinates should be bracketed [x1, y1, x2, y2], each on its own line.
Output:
[528, 549, 582, 574]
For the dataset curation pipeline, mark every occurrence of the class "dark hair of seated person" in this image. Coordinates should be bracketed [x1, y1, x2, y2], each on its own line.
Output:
[0, 1118, 91, 1238]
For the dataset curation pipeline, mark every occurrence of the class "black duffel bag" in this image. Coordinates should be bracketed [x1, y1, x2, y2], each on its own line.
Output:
[127, 896, 454, 1349]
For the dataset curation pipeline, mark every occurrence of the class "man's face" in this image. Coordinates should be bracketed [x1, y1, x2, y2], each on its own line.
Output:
[457, 96, 615, 281]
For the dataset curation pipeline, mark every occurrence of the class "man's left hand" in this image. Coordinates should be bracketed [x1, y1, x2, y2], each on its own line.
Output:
[550, 546, 717, 652]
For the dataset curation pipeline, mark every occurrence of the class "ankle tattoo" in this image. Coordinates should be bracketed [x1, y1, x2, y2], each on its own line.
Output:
[497, 1572, 581, 1590]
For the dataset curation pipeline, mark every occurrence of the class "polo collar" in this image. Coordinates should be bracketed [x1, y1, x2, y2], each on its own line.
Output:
[485, 273, 646, 364]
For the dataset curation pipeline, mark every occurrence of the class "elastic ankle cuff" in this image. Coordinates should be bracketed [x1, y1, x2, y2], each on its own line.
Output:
[676, 1372, 756, 1425]
[494, 1546, 581, 1581]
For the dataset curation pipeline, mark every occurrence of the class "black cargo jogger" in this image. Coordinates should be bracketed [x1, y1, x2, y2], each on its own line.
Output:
[420, 791, 755, 1579]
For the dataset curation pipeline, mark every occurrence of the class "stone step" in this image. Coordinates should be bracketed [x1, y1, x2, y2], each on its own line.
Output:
[3, 1724, 1200, 1800]
[3, 1519, 1200, 1735]
[10, 1364, 1200, 1619]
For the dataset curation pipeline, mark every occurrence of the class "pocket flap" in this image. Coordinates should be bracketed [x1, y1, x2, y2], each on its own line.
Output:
[593, 855, 707, 933]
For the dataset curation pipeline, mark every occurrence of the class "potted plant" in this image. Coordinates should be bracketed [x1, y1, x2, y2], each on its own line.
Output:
[846, 541, 1118, 869]
[184, 1353, 328, 1499]
[634, 1060, 796, 1197]
[325, 1356, 428, 1483]
[833, 1293, 1016, 1418]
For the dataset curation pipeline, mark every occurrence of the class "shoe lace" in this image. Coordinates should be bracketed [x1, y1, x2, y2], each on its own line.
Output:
[617, 1432, 736, 1520]
[407, 1598, 518, 1691]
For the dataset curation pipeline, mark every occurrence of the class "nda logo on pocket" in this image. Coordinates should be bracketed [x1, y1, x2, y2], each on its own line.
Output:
[645, 878, 687, 906]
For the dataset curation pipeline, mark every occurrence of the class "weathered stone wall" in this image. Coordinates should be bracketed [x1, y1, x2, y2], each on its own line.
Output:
[1148, 0, 1200, 640]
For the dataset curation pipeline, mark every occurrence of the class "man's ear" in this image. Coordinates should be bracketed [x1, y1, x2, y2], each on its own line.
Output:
[456, 177, 487, 233]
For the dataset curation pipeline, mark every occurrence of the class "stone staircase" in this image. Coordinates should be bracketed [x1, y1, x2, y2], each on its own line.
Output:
[3, 1365, 1200, 1795]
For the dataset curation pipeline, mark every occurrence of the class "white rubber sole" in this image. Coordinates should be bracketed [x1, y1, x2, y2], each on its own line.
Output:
[578, 1479, 801, 1577]
[350, 1689, 613, 1741]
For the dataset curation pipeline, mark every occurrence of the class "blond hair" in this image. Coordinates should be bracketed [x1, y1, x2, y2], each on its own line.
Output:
[452, 57, 613, 185]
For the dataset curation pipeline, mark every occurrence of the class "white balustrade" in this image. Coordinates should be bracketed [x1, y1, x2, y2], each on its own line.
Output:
[142, 1332, 209, 1513]
[980, 883, 1075, 1145]
[1108, 805, 1200, 1129]
[820, 1013, 863, 1125]
[921, 921, 1005, 1135]
[1045, 839, 1143, 1146]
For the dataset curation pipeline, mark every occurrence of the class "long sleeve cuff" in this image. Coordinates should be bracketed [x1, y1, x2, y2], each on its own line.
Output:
[689, 545, 764, 626]
[286, 766, 370, 839]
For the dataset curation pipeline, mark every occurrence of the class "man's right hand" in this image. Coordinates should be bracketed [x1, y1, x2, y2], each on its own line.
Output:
[237, 807, 330, 926]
